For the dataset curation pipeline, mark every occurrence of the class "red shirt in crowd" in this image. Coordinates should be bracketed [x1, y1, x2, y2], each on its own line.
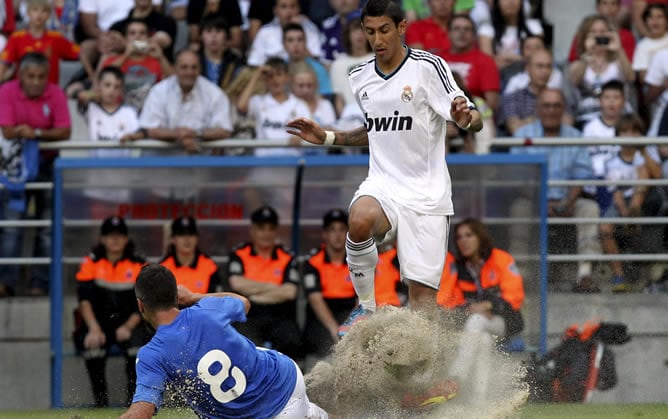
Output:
[441, 48, 500, 98]
[1, 30, 80, 84]
[405, 17, 451, 58]
[567, 28, 636, 62]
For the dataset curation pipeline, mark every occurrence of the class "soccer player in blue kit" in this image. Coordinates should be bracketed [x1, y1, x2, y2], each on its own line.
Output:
[120, 264, 327, 419]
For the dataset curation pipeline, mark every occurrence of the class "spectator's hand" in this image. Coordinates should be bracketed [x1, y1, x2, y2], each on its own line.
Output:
[77, 89, 96, 107]
[450, 97, 472, 130]
[180, 136, 201, 154]
[607, 31, 621, 53]
[14, 125, 35, 139]
[115, 325, 132, 343]
[584, 36, 596, 54]
[84, 327, 106, 350]
[285, 117, 327, 145]
[176, 127, 198, 140]
[120, 132, 141, 143]
[147, 41, 164, 59]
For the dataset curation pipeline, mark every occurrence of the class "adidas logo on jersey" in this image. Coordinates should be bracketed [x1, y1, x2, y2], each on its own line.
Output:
[361, 91, 369, 100]
[365, 111, 413, 132]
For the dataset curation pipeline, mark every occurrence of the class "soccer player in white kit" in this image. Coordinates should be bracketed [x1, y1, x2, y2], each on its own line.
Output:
[286, 0, 482, 337]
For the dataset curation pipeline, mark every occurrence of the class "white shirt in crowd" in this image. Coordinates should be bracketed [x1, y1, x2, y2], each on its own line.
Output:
[503, 68, 563, 95]
[583, 116, 619, 180]
[605, 152, 647, 198]
[247, 17, 323, 66]
[644, 48, 668, 135]
[84, 102, 139, 202]
[349, 48, 472, 215]
[632, 33, 668, 72]
[78, 0, 162, 32]
[248, 93, 311, 157]
[477, 19, 544, 56]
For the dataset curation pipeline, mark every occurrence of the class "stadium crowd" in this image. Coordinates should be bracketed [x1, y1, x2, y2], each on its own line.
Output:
[0, 1, 666, 314]
[1, 0, 666, 409]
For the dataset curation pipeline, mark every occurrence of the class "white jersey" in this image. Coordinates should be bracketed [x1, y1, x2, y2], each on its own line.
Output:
[348, 48, 471, 214]
[605, 152, 645, 198]
[85, 102, 139, 202]
[583, 116, 618, 179]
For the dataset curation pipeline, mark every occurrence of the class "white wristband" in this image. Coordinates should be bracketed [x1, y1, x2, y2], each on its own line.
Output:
[323, 130, 336, 146]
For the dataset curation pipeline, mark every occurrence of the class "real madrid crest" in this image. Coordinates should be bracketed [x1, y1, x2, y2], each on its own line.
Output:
[401, 85, 413, 103]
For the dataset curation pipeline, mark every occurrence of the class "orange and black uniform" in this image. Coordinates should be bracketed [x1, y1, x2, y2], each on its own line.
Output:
[73, 243, 150, 407]
[438, 249, 525, 337]
[160, 247, 220, 294]
[375, 247, 406, 307]
[225, 242, 302, 359]
[302, 246, 357, 355]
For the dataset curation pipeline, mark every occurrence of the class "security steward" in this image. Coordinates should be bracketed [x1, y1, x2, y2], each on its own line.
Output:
[160, 216, 221, 294]
[73, 216, 150, 407]
[225, 205, 302, 360]
[302, 209, 357, 357]
[375, 244, 406, 307]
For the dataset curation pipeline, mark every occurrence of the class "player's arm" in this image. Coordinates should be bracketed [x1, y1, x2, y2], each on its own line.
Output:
[450, 97, 483, 133]
[286, 118, 369, 146]
[177, 285, 251, 314]
[119, 401, 156, 419]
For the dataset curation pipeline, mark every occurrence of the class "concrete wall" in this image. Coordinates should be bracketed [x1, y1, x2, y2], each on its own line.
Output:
[1, 293, 667, 409]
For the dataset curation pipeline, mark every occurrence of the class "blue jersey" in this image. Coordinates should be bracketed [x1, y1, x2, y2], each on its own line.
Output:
[133, 297, 297, 418]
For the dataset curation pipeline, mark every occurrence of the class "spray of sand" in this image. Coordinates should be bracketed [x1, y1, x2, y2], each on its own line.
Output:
[305, 306, 529, 418]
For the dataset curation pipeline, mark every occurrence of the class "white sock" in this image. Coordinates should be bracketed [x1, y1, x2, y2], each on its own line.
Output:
[345, 235, 378, 312]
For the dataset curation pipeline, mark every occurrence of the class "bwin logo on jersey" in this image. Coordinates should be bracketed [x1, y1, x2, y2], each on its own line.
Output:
[365, 111, 413, 132]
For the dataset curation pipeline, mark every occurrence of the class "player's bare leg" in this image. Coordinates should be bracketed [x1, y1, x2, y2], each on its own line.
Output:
[407, 280, 439, 311]
[338, 196, 391, 337]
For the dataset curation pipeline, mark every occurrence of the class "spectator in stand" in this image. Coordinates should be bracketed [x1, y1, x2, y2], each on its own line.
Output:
[644, 45, 668, 134]
[74, 0, 162, 85]
[632, 3, 668, 83]
[187, 0, 243, 52]
[0, 0, 15, 51]
[108, 0, 178, 61]
[442, 13, 500, 111]
[375, 243, 406, 307]
[320, 0, 362, 62]
[568, 0, 635, 64]
[247, 0, 277, 43]
[477, 0, 544, 71]
[502, 35, 565, 95]
[72, 216, 150, 407]
[405, 0, 455, 58]
[225, 205, 303, 361]
[499, 48, 568, 135]
[95, 19, 173, 111]
[439, 217, 524, 403]
[247, 0, 323, 67]
[283, 23, 333, 100]
[123, 49, 233, 155]
[510, 89, 601, 293]
[197, 15, 246, 91]
[601, 114, 661, 292]
[0, 52, 71, 297]
[330, 17, 373, 115]
[569, 14, 634, 127]
[0, 0, 82, 84]
[290, 61, 336, 156]
[302, 209, 355, 357]
[81, 67, 138, 215]
[160, 216, 222, 294]
[236, 57, 310, 157]
[632, 0, 668, 38]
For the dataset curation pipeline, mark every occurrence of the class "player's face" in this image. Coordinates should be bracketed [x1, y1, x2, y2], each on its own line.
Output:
[19, 65, 48, 98]
[323, 221, 348, 252]
[101, 233, 129, 255]
[27, 5, 50, 27]
[455, 224, 480, 260]
[173, 234, 198, 255]
[291, 72, 317, 100]
[275, 0, 299, 25]
[202, 28, 226, 52]
[98, 73, 123, 105]
[599, 89, 624, 118]
[362, 16, 407, 65]
[283, 30, 308, 60]
[449, 17, 475, 50]
[250, 223, 278, 251]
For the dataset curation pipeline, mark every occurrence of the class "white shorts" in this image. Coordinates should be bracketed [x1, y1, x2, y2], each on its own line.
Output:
[275, 361, 328, 418]
[350, 180, 451, 289]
